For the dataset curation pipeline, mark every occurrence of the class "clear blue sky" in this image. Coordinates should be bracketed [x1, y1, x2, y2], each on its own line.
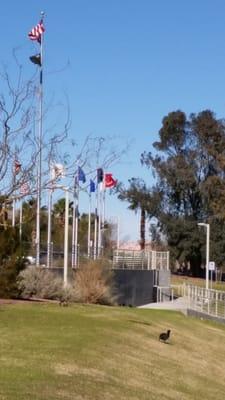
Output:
[1, 0, 225, 241]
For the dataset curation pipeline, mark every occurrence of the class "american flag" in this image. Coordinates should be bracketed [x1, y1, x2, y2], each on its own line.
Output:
[20, 182, 30, 196]
[28, 19, 45, 42]
[14, 160, 21, 175]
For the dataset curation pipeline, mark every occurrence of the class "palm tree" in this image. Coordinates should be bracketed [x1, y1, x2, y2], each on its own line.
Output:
[53, 198, 67, 226]
[118, 178, 151, 250]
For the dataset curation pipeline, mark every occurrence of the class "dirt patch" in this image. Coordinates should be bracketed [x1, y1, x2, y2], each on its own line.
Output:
[0, 298, 57, 305]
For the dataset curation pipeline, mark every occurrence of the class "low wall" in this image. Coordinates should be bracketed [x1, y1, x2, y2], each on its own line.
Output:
[187, 309, 225, 325]
[113, 269, 155, 307]
[46, 267, 170, 307]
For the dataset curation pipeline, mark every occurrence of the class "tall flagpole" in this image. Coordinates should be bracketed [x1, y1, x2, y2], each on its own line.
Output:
[102, 188, 106, 228]
[12, 198, 16, 227]
[47, 186, 52, 268]
[19, 200, 23, 241]
[94, 185, 98, 260]
[36, 11, 44, 267]
[88, 192, 91, 257]
[97, 184, 102, 256]
[74, 185, 79, 267]
[64, 188, 69, 286]
[72, 190, 76, 268]
[72, 174, 77, 268]
[101, 187, 106, 250]
[117, 216, 120, 250]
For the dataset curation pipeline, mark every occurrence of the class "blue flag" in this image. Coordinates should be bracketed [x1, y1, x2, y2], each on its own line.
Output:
[90, 179, 95, 193]
[97, 168, 103, 183]
[78, 166, 86, 183]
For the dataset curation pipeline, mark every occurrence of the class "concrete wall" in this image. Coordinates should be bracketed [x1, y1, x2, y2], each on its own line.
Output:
[113, 269, 155, 307]
[187, 309, 225, 325]
[155, 270, 171, 287]
[46, 267, 170, 307]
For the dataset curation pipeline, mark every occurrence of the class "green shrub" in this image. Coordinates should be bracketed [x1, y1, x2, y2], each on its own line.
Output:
[0, 257, 25, 298]
[17, 267, 70, 301]
[73, 259, 117, 305]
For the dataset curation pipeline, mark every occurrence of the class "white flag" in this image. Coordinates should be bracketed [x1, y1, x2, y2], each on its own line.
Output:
[50, 163, 65, 180]
[20, 182, 30, 195]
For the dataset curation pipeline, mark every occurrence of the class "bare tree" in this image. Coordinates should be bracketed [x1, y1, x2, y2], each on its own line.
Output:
[0, 53, 70, 208]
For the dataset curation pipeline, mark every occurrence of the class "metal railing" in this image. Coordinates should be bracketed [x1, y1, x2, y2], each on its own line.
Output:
[155, 284, 225, 321]
[112, 249, 169, 270]
[155, 284, 185, 302]
[155, 286, 172, 302]
[185, 284, 225, 320]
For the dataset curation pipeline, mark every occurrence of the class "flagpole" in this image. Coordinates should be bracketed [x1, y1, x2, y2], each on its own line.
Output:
[36, 11, 44, 267]
[88, 193, 91, 257]
[47, 186, 52, 268]
[12, 198, 16, 227]
[19, 200, 23, 241]
[102, 188, 105, 227]
[97, 184, 102, 256]
[72, 172, 78, 268]
[12, 151, 18, 228]
[101, 187, 106, 251]
[94, 183, 98, 260]
[117, 216, 120, 250]
[72, 188, 76, 268]
[74, 185, 79, 267]
[64, 188, 69, 286]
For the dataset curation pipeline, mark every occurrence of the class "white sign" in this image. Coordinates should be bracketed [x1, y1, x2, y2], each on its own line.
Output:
[208, 261, 215, 271]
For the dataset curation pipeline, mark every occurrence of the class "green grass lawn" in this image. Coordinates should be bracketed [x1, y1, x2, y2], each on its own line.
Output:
[1, 303, 225, 400]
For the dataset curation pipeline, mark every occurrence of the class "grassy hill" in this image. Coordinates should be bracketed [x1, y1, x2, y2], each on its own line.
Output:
[0, 303, 225, 400]
[171, 274, 225, 291]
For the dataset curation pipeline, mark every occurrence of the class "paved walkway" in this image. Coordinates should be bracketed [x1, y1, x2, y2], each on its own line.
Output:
[139, 297, 189, 314]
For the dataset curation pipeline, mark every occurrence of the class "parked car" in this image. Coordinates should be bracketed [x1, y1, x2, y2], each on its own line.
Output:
[23, 256, 36, 265]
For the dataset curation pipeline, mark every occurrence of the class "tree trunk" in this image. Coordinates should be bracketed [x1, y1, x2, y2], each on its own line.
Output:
[189, 254, 202, 277]
[140, 208, 146, 250]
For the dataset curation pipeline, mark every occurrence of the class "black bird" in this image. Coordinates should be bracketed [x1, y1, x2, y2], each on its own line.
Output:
[159, 329, 171, 343]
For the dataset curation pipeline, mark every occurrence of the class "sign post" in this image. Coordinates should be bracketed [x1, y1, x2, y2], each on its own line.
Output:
[208, 261, 215, 289]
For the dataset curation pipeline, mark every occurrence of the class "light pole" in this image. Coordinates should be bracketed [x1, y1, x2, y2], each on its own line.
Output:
[198, 222, 210, 290]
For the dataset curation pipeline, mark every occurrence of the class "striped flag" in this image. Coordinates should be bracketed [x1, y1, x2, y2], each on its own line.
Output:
[14, 160, 21, 175]
[28, 19, 45, 43]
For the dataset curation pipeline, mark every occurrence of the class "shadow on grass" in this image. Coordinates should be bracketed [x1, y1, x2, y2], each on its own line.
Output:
[128, 319, 152, 326]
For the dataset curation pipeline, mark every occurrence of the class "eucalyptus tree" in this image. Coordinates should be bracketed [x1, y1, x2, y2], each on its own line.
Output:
[141, 110, 225, 274]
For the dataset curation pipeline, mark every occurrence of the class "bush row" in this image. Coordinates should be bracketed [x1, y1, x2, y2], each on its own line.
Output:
[16, 259, 117, 305]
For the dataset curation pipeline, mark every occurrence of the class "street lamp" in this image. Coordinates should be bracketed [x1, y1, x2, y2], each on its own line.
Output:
[198, 222, 210, 290]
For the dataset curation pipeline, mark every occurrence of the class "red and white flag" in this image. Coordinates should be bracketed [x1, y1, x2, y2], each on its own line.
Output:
[28, 19, 45, 43]
[20, 182, 30, 196]
[14, 160, 21, 175]
[104, 173, 117, 188]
